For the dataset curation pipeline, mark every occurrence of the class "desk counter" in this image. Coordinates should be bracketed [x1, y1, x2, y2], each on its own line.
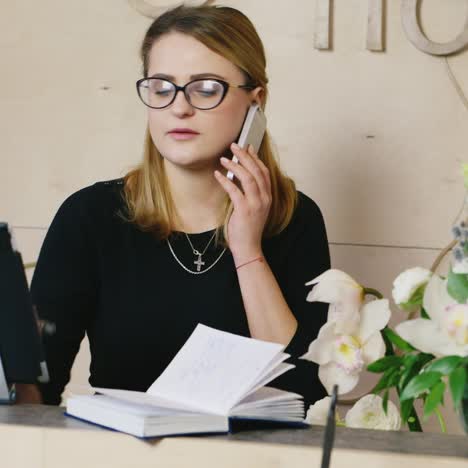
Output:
[1, 405, 466, 468]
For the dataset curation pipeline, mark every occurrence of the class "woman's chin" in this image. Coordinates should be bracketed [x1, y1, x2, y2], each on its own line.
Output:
[162, 151, 218, 171]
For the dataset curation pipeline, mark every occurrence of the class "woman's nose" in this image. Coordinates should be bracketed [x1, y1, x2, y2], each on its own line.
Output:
[170, 89, 195, 117]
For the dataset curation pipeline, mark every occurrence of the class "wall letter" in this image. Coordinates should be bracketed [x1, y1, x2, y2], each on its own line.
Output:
[315, 0, 331, 49]
[315, 0, 385, 51]
[128, 0, 214, 18]
[367, 0, 384, 51]
[402, 0, 468, 56]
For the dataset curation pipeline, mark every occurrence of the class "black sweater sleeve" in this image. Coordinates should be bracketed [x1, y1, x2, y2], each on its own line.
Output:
[268, 193, 330, 408]
[30, 188, 98, 405]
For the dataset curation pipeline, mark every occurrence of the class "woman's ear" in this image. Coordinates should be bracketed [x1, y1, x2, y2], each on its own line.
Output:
[251, 86, 264, 106]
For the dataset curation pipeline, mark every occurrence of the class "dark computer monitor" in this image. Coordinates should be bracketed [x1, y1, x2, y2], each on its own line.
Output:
[0, 223, 43, 398]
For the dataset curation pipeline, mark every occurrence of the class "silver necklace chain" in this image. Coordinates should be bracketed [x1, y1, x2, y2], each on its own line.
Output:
[167, 231, 227, 275]
[185, 230, 216, 257]
[167, 239, 227, 274]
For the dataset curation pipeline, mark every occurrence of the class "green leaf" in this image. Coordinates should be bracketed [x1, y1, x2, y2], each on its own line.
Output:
[381, 328, 395, 356]
[367, 356, 403, 373]
[400, 371, 442, 401]
[420, 307, 430, 319]
[423, 381, 446, 419]
[382, 328, 416, 353]
[398, 355, 419, 390]
[382, 389, 389, 415]
[424, 356, 463, 375]
[416, 353, 436, 366]
[449, 366, 467, 407]
[400, 398, 415, 422]
[373, 367, 401, 394]
[399, 353, 434, 391]
[447, 269, 468, 303]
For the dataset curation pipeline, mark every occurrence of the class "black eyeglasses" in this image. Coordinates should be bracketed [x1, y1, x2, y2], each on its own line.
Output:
[135, 77, 256, 110]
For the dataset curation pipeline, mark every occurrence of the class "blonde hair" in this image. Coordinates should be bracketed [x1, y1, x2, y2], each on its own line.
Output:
[124, 4, 298, 247]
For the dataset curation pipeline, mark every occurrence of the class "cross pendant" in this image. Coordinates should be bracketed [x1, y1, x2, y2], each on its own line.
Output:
[194, 254, 205, 272]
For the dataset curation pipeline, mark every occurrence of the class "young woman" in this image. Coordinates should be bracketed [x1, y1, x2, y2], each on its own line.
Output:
[21, 4, 330, 411]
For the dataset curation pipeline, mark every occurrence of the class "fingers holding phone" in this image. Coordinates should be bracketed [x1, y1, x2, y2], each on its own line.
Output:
[223, 143, 271, 200]
[227, 103, 267, 181]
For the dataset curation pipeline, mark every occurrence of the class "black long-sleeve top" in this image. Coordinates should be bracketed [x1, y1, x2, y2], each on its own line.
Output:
[31, 179, 330, 410]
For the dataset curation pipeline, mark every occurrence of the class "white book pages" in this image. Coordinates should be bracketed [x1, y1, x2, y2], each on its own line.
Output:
[91, 388, 199, 413]
[69, 394, 182, 416]
[237, 363, 296, 402]
[146, 324, 285, 415]
[247, 353, 290, 389]
[235, 401, 304, 412]
[231, 387, 304, 420]
[235, 387, 302, 409]
[67, 395, 229, 437]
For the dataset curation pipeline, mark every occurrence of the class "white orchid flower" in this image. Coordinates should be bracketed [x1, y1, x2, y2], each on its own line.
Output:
[396, 275, 468, 357]
[345, 395, 401, 430]
[305, 397, 340, 426]
[301, 299, 391, 394]
[392, 267, 432, 309]
[306, 269, 364, 334]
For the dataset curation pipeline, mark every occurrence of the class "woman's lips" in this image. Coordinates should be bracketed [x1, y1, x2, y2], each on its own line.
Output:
[168, 131, 200, 141]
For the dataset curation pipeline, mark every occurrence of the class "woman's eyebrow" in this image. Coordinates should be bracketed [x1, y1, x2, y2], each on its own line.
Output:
[150, 72, 227, 80]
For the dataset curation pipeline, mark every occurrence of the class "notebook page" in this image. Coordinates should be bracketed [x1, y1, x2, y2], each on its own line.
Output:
[236, 362, 296, 402]
[234, 386, 303, 410]
[247, 353, 290, 389]
[69, 394, 192, 416]
[147, 324, 285, 415]
[91, 387, 199, 413]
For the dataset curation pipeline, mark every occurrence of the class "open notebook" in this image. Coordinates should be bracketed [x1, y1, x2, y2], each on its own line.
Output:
[66, 324, 307, 438]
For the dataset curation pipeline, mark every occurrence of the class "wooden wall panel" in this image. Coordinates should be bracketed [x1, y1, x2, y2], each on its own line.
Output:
[1, 0, 467, 435]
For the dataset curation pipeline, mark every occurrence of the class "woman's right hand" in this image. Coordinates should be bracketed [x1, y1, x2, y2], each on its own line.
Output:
[14, 383, 43, 404]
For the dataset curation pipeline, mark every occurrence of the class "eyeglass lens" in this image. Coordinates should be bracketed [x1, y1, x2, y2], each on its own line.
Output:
[138, 79, 225, 109]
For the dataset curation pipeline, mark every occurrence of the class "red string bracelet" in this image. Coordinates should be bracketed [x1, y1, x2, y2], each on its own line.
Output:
[235, 256, 264, 270]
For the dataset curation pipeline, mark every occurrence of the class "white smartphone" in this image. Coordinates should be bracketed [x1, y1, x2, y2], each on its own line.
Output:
[227, 103, 267, 181]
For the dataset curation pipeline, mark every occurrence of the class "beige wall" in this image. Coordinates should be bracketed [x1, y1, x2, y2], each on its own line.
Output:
[1, 0, 467, 434]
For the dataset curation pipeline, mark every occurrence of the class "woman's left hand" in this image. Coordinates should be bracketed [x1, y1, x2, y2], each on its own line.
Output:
[214, 142, 272, 265]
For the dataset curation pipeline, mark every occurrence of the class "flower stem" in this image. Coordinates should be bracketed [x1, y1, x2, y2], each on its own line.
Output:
[407, 407, 422, 431]
[434, 407, 447, 433]
[363, 288, 383, 299]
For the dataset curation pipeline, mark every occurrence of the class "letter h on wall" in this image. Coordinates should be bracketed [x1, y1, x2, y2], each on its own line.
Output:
[315, 0, 384, 51]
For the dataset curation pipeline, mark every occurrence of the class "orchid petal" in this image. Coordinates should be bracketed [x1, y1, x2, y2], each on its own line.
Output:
[345, 395, 401, 430]
[329, 301, 361, 335]
[396, 319, 463, 357]
[318, 362, 360, 395]
[306, 278, 362, 305]
[423, 275, 456, 324]
[357, 299, 391, 343]
[326, 287, 364, 335]
[392, 267, 432, 305]
[361, 332, 386, 364]
[305, 269, 359, 287]
[305, 397, 332, 425]
[301, 323, 336, 365]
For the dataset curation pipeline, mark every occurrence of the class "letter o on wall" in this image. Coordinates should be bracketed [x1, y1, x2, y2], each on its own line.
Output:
[402, 0, 468, 56]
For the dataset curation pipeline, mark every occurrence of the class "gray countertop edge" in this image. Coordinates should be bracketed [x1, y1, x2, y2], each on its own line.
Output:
[1, 404, 467, 459]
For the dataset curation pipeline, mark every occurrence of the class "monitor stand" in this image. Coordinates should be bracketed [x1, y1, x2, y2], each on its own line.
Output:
[0, 355, 12, 403]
